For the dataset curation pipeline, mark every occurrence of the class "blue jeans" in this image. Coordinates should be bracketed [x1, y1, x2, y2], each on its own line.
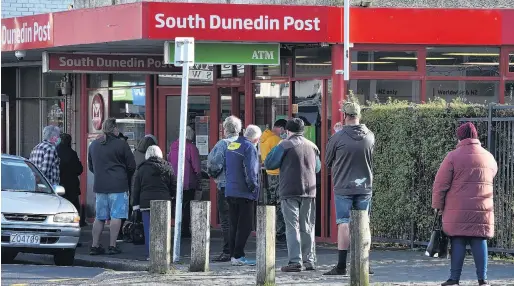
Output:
[334, 194, 372, 224]
[142, 210, 150, 257]
[450, 237, 488, 281]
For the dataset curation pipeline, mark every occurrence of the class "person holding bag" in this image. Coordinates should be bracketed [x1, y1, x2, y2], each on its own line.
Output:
[132, 145, 177, 260]
[432, 122, 498, 286]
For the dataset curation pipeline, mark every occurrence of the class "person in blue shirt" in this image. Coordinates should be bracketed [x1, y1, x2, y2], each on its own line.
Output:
[225, 124, 262, 266]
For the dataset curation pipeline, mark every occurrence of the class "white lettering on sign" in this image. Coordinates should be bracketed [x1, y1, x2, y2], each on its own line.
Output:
[252, 50, 274, 60]
[56, 56, 174, 69]
[154, 13, 320, 32]
[1, 21, 51, 46]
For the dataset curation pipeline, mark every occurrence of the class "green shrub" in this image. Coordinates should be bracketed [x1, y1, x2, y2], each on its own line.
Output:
[356, 96, 513, 247]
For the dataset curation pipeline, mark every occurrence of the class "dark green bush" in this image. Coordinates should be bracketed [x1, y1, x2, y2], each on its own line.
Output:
[357, 96, 513, 248]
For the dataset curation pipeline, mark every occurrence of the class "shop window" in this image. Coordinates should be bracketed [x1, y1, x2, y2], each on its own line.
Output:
[254, 61, 288, 80]
[112, 74, 145, 87]
[88, 74, 109, 88]
[505, 82, 514, 105]
[348, 79, 420, 103]
[295, 47, 331, 77]
[20, 67, 41, 98]
[19, 100, 40, 158]
[510, 53, 514, 73]
[254, 82, 289, 130]
[220, 88, 245, 138]
[237, 65, 245, 77]
[351, 51, 417, 72]
[42, 100, 65, 130]
[426, 47, 500, 77]
[426, 81, 499, 104]
[158, 64, 213, 85]
[43, 73, 64, 97]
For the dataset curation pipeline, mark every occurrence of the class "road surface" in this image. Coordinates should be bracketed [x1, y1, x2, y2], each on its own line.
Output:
[1, 263, 105, 285]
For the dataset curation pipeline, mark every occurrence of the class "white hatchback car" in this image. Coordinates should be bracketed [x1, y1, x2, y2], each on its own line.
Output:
[1, 154, 80, 266]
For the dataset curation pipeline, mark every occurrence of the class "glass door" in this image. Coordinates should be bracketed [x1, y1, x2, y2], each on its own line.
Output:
[165, 95, 212, 200]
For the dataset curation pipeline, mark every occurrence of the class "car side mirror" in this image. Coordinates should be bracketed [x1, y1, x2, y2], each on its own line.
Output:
[54, 185, 66, 196]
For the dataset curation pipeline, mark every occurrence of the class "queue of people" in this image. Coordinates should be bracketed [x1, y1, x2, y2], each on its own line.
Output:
[28, 101, 498, 285]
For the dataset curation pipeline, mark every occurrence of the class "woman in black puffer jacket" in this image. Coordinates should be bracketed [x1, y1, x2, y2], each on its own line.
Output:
[132, 145, 176, 259]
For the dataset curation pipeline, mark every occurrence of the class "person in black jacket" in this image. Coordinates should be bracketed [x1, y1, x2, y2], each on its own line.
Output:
[57, 133, 85, 227]
[132, 145, 176, 259]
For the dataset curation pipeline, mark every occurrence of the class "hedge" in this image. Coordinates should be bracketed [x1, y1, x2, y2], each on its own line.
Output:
[355, 95, 514, 250]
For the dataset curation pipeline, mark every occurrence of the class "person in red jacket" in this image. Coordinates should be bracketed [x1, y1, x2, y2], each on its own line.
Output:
[432, 122, 498, 286]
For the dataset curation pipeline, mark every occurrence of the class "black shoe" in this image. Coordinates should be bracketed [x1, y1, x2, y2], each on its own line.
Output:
[303, 262, 315, 271]
[478, 280, 490, 286]
[369, 266, 374, 275]
[212, 253, 231, 262]
[89, 245, 105, 255]
[323, 266, 348, 276]
[77, 242, 82, 247]
[281, 262, 302, 272]
[441, 279, 460, 286]
[107, 246, 122, 255]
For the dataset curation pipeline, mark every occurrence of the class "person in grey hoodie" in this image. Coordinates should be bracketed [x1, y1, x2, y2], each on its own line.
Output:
[324, 101, 375, 276]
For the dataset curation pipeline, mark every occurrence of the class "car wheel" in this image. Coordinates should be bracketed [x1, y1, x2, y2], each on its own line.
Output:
[1, 251, 18, 264]
[53, 249, 75, 266]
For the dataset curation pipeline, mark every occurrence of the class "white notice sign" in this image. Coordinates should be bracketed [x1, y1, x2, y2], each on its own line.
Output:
[196, 135, 209, 156]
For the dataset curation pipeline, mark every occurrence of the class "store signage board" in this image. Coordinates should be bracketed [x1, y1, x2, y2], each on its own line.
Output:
[42, 52, 181, 74]
[164, 42, 279, 65]
[147, 3, 340, 43]
[1, 14, 53, 51]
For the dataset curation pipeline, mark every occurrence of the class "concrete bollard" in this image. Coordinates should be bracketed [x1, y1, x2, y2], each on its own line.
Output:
[256, 205, 276, 286]
[350, 209, 371, 286]
[149, 200, 172, 274]
[190, 201, 211, 272]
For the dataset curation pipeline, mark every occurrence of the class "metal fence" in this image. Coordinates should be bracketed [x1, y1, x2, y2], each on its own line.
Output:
[457, 104, 514, 253]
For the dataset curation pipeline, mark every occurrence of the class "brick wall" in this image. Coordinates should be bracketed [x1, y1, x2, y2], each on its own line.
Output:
[73, 0, 514, 9]
[1, 0, 71, 18]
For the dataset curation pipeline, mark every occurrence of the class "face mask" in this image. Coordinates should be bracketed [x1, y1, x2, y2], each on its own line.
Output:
[280, 132, 287, 139]
[55, 138, 61, 145]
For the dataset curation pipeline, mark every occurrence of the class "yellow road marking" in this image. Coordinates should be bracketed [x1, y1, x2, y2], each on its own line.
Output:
[10, 284, 28, 286]
[45, 278, 89, 282]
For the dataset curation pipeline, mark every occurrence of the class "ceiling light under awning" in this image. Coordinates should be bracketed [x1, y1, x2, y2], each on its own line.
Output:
[442, 53, 499, 56]
[380, 57, 457, 60]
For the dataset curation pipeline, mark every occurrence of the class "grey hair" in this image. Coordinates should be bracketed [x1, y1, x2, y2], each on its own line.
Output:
[186, 126, 195, 141]
[244, 125, 262, 141]
[42, 125, 60, 141]
[145, 145, 163, 160]
[223, 116, 242, 137]
[102, 118, 117, 134]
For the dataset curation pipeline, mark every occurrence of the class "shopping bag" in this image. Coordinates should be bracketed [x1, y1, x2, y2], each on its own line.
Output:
[122, 210, 145, 245]
[425, 212, 448, 258]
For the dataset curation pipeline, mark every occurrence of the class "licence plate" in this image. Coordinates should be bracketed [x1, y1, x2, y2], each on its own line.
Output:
[9, 233, 41, 245]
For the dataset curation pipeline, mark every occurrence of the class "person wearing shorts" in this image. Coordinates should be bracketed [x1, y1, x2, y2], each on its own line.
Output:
[324, 101, 375, 276]
[88, 118, 136, 255]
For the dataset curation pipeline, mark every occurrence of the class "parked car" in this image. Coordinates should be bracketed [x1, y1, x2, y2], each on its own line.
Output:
[1, 154, 80, 266]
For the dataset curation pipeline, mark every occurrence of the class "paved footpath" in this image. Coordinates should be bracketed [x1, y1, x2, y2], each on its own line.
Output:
[14, 226, 514, 285]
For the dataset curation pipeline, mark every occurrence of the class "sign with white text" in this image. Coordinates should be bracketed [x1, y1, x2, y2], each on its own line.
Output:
[147, 3, 340, 43]
[1, 14, 53, 51]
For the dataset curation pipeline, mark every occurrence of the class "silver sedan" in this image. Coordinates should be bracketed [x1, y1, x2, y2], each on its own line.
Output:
[1, 154, 80, 266]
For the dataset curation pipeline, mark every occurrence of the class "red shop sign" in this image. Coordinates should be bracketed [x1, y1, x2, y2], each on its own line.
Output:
[145, 2, 342, 43]
[43, 52, 181, 74]
[91, 94, 105, 131]
[1, 14, 53, 52]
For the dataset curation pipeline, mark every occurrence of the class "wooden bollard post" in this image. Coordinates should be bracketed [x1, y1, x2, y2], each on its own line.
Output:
[150, 200, 172, 274]
[256, 205, 276, 286]
[190, 201, 211, 272]
[350, 209, 371, 286]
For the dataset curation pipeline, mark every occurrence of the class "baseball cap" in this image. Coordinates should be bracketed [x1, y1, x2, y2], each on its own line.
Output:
[342, 101, 361, 116]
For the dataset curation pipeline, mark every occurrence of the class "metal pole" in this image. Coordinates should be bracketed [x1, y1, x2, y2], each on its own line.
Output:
[343, 0, 350, 82]
[173, 43, 191, 263]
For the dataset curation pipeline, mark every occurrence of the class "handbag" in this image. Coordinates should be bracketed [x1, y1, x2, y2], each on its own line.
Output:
[122, 210, 145, 245]
[425, 212, 449, 258]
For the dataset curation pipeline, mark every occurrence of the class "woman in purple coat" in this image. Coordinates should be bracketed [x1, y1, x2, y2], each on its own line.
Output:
[167, 126, 202, 237]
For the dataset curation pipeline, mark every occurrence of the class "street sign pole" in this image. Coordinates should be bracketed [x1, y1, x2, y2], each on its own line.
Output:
[173, 37, 195, 263]
[344, 0, 350, 82]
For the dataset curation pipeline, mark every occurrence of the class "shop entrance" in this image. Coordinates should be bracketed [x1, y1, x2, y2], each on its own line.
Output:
[1, 94, 9, 154]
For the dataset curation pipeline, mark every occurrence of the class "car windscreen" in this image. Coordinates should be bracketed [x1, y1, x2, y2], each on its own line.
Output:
[1, 159, 53, 194]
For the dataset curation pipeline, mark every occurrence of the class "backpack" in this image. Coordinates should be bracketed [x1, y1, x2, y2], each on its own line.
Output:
[206, 139, 230, 179]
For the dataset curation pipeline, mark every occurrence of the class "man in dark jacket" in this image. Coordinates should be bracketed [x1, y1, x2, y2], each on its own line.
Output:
[88, 118, 136, 255]
[264, 118, 321, 272]
[225, 124, 262, 266]
[57, 133, 85, 226]
[323, 101, 375, 276]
